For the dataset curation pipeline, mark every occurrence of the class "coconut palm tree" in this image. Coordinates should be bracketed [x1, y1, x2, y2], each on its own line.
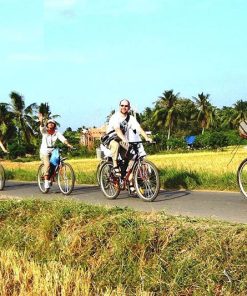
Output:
[153, 90, 180, 140]
[38, 102, 60, 123]
[192, 92, 215, 134]
[139, 107, 155, 131]
[9, 91, 38, 144]
[106, 109, 115, 123]
[0, 103, 16, 152]
[229, 100, 247, 127]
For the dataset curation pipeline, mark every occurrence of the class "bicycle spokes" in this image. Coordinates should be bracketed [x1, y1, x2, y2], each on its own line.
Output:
[134, 160, 160, 201]
[100, 162, 120, 199]
[58, 163, 75, 195]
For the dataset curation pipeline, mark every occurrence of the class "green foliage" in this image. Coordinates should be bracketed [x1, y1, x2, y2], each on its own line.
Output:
[7, 142, 37, 159]
[194, 131, 243, 150]
[167, 137, 187, 150]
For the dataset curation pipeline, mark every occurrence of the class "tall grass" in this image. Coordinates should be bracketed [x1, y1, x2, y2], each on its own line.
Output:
[0, 200, 246, 295]
[2, 147, 247, 190]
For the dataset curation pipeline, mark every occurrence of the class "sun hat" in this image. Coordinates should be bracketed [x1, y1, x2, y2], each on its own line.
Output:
[46, 119, 56, 127]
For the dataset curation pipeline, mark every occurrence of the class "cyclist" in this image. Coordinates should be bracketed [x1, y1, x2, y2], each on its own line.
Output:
[38, 113, 73, 189]
[106, 99, 152, 185]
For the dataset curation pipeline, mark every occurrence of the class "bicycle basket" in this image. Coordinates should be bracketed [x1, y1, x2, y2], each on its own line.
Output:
[239, 121, 247, 139]
[50, 148, 60, 166]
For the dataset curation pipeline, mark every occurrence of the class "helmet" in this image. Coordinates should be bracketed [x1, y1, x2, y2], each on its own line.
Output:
[46, 119, 56, 127]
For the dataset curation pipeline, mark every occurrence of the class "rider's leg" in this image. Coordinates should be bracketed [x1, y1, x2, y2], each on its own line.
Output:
[41, 154, 50, 188]
[109, 140, 120, 168]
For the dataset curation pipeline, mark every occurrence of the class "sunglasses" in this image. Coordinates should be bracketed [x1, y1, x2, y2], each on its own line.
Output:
[120, 105, 129, 107]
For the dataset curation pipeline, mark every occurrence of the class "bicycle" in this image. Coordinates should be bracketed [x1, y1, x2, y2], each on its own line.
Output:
[99, 141, 160, 202]
[37, 148, 75, 195]
[237, 158, 247, 199]
[0, 163, 5, 191]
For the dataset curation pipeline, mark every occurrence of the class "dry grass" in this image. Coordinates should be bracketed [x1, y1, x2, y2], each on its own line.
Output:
[0, 200, 246, 295]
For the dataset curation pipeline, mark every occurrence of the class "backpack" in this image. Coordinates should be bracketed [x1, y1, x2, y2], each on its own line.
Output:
[101, 114, 130, 147]
[50, 148, 60, 166]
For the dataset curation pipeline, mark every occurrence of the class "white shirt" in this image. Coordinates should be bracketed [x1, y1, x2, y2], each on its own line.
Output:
[40, 126, 66, 155]
[107, 112, 140, 140]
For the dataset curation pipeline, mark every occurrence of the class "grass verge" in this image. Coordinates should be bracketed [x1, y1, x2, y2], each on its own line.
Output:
[0, 199, 246, 295]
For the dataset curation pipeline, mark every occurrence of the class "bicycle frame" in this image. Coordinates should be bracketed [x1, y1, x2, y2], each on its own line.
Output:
[116, 141, 146, 190]
[49, 156, 67, 182]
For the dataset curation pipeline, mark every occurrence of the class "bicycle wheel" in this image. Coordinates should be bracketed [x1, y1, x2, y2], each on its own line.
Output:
[237, 158, 247, 199]
[37, 164, 49, 193]
[99, 161, 120, 199]
[0, 164, 5, 191]
[57, 163, 75, 195]
[133, 159, 160, 202]
[96, 160, 105, 185]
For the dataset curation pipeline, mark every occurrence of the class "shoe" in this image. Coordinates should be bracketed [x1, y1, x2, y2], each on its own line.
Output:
[44, 180, 50, 189]
[129, 185, 137, 197]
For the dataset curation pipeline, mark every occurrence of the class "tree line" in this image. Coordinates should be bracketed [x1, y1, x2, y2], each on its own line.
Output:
[0, 90, 246, 159]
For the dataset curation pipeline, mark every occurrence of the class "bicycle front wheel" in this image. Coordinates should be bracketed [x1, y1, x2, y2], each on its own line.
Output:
[99, 161, 120, 199]
[133, 159, 160, 202]
[37, 164, 49, 193]
[96, 160, 105, 185]
[58, 163, 75, 195]
[0, 164, 5, 191]
[237, 158, 247, 199]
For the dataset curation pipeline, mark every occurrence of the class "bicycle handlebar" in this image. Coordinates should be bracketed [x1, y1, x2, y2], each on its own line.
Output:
[128, 141, 156, 144]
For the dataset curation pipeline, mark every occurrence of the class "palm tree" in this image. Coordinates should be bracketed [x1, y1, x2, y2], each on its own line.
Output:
[0, 103, 16, 152]
[229, 100, 247, 127]
[38, 102, 60, 124]
[192, 92, 214, 134]
[153, 90, 180, 140]
[9, 91, 38, 144]
[139, 107, 155, 131]
[106, 109, 115, 123]
[217, 106, 235, 130]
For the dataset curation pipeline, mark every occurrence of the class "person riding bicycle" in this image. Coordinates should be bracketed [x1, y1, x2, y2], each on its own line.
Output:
[38, 113, 73, 189]
[106, 99, 152, 179]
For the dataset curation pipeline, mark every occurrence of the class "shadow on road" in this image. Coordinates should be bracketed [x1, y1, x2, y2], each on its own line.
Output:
[3, 182, 192, 203]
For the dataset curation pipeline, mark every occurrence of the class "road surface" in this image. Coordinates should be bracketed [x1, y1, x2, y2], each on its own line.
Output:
[0, 181, 246, 224]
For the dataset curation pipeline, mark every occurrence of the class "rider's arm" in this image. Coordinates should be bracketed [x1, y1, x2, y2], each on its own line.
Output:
[57, 132, 73, 149]
[137, 126, 152, 142]
[115, 127, 127, 143]
[130, 116, 152, 142]
[64, 140, 73, 149]
[38, 113, 46, 134]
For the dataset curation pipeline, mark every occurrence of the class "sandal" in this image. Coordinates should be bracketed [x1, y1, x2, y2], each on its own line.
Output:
[112, 167, 121, 177]
[129, 184, 137, 197]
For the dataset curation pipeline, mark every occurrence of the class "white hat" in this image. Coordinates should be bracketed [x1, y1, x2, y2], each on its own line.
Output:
[46, 119, 56, 127]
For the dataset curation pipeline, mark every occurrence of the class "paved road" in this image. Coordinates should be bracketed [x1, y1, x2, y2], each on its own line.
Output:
[1, 181, 247, 224]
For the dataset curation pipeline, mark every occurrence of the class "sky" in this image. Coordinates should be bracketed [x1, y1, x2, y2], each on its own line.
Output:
[0, 0, 247, 131]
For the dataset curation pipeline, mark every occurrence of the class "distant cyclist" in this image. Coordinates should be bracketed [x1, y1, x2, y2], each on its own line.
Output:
[38, 113, 73, 189]
[106, 99, 152, 177]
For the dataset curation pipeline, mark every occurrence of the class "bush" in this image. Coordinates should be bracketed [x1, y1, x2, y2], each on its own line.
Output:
[167, 137, 187, 150]
[208, 131, 229, 149]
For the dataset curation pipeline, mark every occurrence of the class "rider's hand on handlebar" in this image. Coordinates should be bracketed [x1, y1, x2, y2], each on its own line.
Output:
[145, 137, 153, 143]
[67, 144, 74, 149]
